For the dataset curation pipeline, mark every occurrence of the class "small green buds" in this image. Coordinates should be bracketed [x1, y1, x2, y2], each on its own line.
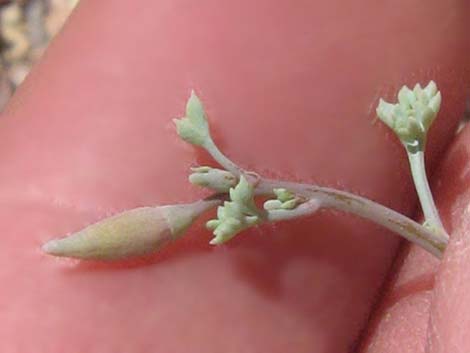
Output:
[42, 200, 219, 261]
[263, 188, 303, 210]
[206, 176, 261, 245]
[376, 81, 441, 152]
[40, 85, 451, 262]
[174, 91, 210, 146]
[189, 166, 238, 192]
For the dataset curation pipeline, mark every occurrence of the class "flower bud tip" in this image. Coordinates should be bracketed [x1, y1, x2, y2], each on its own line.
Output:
[42, 239, 61, 255]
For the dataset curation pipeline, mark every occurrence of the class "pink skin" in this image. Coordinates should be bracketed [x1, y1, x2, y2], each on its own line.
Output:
[0, 0, 469, 352]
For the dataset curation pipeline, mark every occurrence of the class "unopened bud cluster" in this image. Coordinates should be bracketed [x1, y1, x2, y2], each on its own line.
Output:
[42, 83, 449, 262]
[264, 188, 303, 210]
[376, 81, 441, 152]
[206, 176, 261, 244]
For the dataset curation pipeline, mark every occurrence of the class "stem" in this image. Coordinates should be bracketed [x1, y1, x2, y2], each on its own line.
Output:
[257, 179, 447, 258]
[199, 133, 448, 258]
[203, 137, 243, 177]
[407, 151, 448, 240]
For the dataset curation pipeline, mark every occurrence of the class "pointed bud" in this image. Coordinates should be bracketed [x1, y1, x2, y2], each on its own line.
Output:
[174, 91, 211, 146]
[376, 99, 396, 129]
[206, 176, 261, 244]
[42, 200, 219, 261]
[424, 81, 438, 98]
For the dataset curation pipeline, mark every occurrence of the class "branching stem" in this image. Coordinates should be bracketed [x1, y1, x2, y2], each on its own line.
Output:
[199, 136, 448, 258]
[203, 137, 243, 177]
[257, 179, 447, 258]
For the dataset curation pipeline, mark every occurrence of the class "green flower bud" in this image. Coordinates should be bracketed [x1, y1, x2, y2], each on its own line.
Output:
[263, 199, 283, 210]
[42, 200, 218, 261]
[376, 81, 441, 152]
[273, 188, 295, 203]
[280, 199, 299, 210]
[189, 166, 237, 192]
[173, 91, 210, 146]
[206, 176, 261, 245]
[264, 188, 302, 211]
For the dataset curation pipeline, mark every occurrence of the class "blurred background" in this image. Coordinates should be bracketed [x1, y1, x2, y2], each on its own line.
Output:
[0, 0, 77, 110]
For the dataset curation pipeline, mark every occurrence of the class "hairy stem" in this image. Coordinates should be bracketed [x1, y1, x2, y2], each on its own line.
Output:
[198, 131, 448, 258]
[257, 179, 447, 258]
[203, 137, 243, 177]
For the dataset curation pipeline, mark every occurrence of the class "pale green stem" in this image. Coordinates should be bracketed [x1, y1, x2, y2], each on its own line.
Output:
[202, 137, 243, 177]
[199, 136, 448, 258]
[407, 150, 448, 240]
[256, 179, 447, 258]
